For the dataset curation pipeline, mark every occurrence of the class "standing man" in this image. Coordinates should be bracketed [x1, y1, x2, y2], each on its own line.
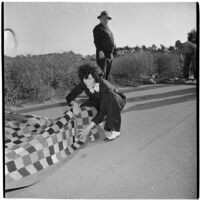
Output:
[175, 40, 197, 83]
[93, 11, 115, 80]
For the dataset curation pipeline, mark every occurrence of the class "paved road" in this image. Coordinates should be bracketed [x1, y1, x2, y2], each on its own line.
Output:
[5, 84, 197, 199]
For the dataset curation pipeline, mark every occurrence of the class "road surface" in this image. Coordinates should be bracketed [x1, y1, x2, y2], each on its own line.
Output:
[5, 84, 197, 199]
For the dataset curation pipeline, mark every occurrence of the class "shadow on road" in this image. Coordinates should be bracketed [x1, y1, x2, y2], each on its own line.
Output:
[117, 84, 175, 94]
[17, 86, 196, 114]
[126, 87, 196, 103]
[122, 93, 196, 113]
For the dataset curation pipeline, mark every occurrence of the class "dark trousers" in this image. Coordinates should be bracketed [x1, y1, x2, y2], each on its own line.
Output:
[183, 54, 196, 79]
[81, 93, 126, 132]
[96, 50, 113, 80]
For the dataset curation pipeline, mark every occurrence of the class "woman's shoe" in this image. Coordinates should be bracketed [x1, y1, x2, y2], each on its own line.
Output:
[104, 131, 120, 141]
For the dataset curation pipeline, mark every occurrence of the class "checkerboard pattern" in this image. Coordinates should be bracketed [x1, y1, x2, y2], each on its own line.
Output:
[5, 107, 104, 187]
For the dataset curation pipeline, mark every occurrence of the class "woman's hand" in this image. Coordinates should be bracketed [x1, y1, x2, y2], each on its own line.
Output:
[72, 101, 81, 115]
[79, 122, 96, 141]
[80, 126, 91, 141]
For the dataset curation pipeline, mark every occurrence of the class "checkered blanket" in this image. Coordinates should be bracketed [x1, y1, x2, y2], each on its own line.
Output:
[5, 107, 104, 189]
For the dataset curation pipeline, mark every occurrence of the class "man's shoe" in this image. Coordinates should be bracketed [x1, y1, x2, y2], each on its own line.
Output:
[104, 131, 120, 141]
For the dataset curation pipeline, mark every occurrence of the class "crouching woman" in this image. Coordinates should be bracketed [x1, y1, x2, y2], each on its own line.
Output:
[66, 63, 126, 141]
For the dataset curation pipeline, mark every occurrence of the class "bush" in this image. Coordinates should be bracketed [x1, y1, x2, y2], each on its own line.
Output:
[154, 52, 182, 80]
[110, 51, 181, 85]
[111, 51, 154, 84]
[113, 52, 155, 75]
[4, 52, 83, 105]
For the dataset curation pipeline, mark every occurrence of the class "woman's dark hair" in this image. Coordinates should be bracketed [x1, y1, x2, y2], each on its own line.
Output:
[78, 63, 104, 82]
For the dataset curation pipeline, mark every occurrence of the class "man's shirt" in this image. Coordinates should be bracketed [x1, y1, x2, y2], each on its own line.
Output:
[180, 41, 196, 55]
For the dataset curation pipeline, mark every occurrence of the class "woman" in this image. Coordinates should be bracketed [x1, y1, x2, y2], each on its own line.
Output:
[66, 63, 126, 141]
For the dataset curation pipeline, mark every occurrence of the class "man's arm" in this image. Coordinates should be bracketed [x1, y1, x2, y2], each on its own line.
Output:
[180, 53, 184, 67]
[175, 47, 184, 67]
[188, 41, 197, 49]
[185, 41, 197, 56]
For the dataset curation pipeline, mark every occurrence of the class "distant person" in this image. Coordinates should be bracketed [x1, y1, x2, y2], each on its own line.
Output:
[66, 63, 126, 141]
[175, 40, 197, 83]
[93, 11, 115, 80]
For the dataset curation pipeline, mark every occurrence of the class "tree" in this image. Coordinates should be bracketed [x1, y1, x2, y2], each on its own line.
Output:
[187, 29, 196, 44]
[168, 46, 175, 52]
[133, 45, 141, 51]
[159, 44, 168, 53]
[148, 44, 157, 52]
[160, 44, 166, 51]
[141, 45, 147, 51]
[124, 46, 132, 51]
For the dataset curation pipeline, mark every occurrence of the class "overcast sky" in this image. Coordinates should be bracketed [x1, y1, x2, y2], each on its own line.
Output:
[4, 2, 197, 57]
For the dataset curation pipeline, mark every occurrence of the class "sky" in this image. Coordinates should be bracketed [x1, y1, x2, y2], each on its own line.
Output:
[4, 2, 197, 57]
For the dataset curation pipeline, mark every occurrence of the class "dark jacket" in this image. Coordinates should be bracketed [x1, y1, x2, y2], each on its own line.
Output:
[93, 23, 115, 53]
[66, 79, 125, 125]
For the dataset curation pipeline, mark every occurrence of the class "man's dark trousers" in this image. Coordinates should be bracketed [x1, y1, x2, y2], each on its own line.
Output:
[183, 54, 196, 79]
[96, 50, 113, 80]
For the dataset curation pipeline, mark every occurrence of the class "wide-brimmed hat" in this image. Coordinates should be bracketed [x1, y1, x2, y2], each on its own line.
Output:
[97, 11, 112, 20]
